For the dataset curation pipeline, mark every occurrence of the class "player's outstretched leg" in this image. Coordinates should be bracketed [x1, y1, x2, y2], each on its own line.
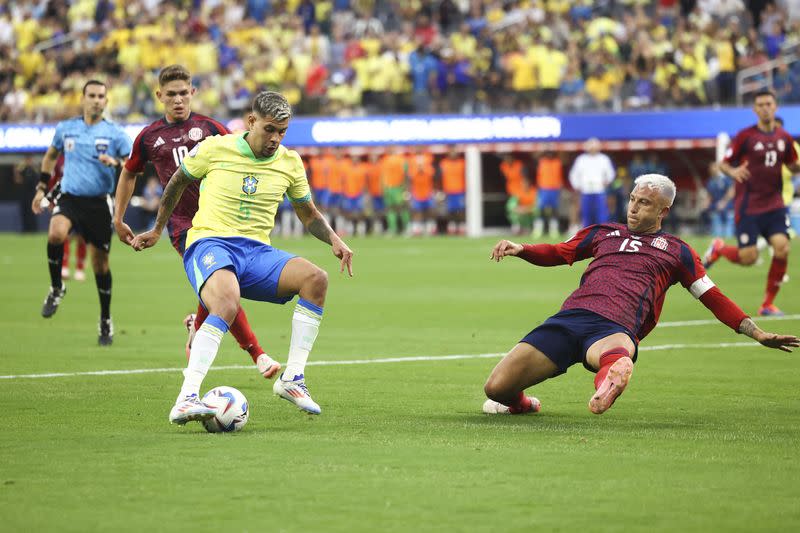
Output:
[702, 238, 725, 268]
[183, 312, 197, 360]
[589, 349, 633, 415]
[482, 343, 558, 415]
[229, 305, 279, 378]
[273, 259, 328, 415]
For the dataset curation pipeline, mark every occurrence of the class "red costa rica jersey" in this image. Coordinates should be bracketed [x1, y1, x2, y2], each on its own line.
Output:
[125, 112, 228, 239]
[724, 124, 798, 218]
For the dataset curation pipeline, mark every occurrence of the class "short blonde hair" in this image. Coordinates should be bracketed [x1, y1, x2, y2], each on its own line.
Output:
[634, 173, 676, 207]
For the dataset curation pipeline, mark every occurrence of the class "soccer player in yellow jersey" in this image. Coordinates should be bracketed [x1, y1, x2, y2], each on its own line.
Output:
[132, 92, 354, 424]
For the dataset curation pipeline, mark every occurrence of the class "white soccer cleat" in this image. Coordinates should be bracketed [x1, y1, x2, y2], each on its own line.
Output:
[61, 266, 70, 280]
[482, 396, 541, 414]
[169, 394, 216, 425]
[256, 354, 281, 379]
[273, 373, 321, 415]
[183, 313, 197, 360]
[74, 269, 86, 281]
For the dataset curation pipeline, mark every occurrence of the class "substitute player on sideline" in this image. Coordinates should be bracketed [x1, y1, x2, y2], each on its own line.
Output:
[704, 90, 800, 316]
[132, 91, 354, 424]
[32, 80, 132, 345]
[113, 65, 278, 378]
[483, 174, 798, 416]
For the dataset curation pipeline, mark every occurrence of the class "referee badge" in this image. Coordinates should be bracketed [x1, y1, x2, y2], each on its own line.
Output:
[242, 175, 258, 195]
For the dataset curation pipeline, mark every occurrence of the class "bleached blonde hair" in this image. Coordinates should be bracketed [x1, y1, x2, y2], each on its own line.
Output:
[634, 173, 676, 207]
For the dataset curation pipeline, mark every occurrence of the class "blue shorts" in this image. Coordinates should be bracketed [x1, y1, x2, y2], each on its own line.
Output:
[445, 193, 465, 213]
[313, 188, 329, 208]
[537, 189, 560, 211]
[411, 197, 435, 212]
[183, 236, 295, 305]
[580, 193, 608, 226]
[371, 195, 385, 212]
[736, 207, 790, 248]
[521, 308, 638, 375]
[341, 196, 364, 213]
[328, 193, 342, 210]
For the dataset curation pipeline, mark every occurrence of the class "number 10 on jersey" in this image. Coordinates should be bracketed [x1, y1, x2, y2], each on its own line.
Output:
[172, 146, 189, 166]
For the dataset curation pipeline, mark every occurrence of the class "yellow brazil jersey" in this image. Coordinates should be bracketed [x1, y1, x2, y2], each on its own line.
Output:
[180, 133, 311, 248]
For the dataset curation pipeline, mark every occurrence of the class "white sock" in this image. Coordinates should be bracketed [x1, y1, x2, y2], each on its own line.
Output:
[177, 319, 226, 401]
[283, 299, 323, 380]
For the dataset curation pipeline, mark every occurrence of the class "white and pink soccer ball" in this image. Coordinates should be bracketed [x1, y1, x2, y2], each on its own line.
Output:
[201, 386, 249, 433]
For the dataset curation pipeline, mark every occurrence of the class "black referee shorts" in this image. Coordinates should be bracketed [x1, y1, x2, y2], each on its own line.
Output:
[52, 193, 113, 251]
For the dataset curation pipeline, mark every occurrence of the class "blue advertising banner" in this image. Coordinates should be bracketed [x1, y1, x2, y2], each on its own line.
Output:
[2, 106, 800, 153]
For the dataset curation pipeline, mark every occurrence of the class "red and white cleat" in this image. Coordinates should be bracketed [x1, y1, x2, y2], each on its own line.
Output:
[702, 238, 725, 269]
[589, 357, 633, 414]
[482, 396, 541, 414]
[256, 354, 281, 379]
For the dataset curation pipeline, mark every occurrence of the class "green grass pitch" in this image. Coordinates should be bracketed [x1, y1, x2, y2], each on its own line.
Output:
[1, 233, 799, 532]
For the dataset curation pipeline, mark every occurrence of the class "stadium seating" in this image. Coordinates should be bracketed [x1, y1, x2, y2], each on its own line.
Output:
[2, 0, 799, 123]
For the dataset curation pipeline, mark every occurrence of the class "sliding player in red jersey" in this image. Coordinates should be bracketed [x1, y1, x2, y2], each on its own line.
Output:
[483, 173, 798, 415]
[704, 89, 800, 316]
[113, 65, 279, 379]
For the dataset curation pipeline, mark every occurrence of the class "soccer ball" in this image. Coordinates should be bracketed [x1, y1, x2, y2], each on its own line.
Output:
[201, 386, 249, 433]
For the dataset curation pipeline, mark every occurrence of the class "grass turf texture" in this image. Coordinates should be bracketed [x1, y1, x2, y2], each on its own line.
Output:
[1, 234, 799, 532]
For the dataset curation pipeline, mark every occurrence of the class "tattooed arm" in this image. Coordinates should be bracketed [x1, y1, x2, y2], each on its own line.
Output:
[130, 167, 194, 251]
[293, 199, 354, 276]
[737, 317, 800, 353]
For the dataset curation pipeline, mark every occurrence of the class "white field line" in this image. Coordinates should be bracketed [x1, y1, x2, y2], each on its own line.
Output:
[0, 341, 766, 380]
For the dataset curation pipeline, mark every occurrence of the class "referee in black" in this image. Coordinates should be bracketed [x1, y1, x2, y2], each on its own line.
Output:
[32, 80, 132, 345]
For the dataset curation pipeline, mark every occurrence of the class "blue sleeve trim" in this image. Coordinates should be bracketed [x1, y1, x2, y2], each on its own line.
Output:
[289, 193, 311, 204]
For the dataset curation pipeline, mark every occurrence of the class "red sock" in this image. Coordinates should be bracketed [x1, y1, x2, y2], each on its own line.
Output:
[763, 257, 787, 307]
[194, 303, 209, 330]
[719, 245, 741, 264]
[594, 348, 631, 390]
[76, 241, 87, 270]
[62, 239, 70, 268]
[229, 306, 263, 363]
[508, 391, 532, 414]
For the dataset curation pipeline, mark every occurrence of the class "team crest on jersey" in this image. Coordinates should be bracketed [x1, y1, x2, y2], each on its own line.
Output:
[64, 136, 76, 152]
[651, 237, 668, 251]
[202, 252, 216, 268]
[95, 138, 110, 155]
[188, 127, 203, 141]
[242, 175, 258, 195]
[778, 139, 786, 152]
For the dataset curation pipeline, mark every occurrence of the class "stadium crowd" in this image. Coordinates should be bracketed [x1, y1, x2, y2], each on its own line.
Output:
[2, 0, 800, 123]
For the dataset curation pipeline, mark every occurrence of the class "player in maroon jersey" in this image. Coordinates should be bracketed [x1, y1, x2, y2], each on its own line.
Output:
[703, 89, 800, 316]
[113, 65, 280, 379]
[482, 173, 798, 416]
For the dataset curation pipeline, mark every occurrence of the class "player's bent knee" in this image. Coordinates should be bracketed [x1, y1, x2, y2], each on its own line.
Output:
[739, 250, 758, 265]
[304, 266, 328, 295]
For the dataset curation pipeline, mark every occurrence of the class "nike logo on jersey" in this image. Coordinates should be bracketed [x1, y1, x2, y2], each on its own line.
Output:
[154, 137, 165, 148]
